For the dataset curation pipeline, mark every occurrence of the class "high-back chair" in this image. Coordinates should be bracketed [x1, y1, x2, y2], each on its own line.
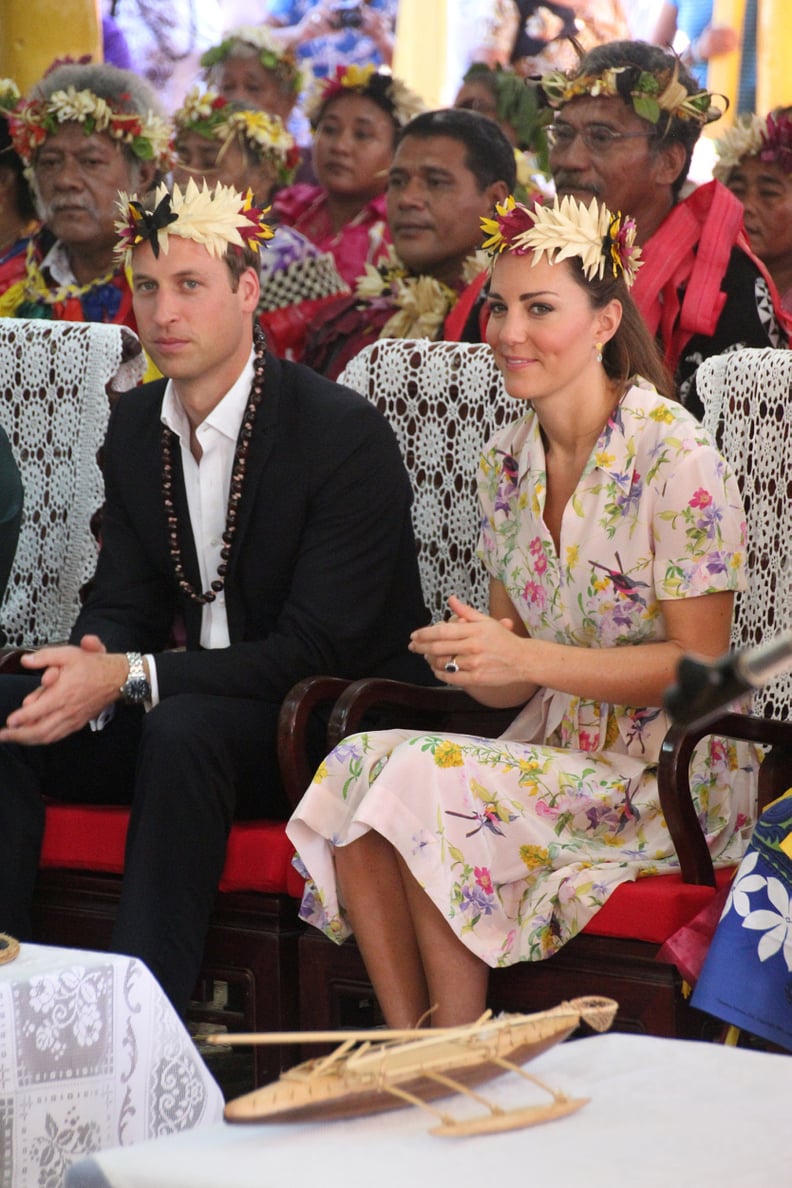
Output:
[0, 320, 304, 1088]
[294, 341, 792, 1038]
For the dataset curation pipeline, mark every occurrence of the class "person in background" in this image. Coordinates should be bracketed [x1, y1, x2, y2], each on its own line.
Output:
[0, 178, 429, 1017]
[713, 108, 792, 321]
[172, 86, 349, 358]
[652, 0, 756, 114]
[265, 1, 397, 76]
[287, 193, 755, 1027]
[0, 63, 167, 332]
[302, 107, 515, 379]
[454, 61, 552, 193]
[273, 64, 425, 288]
[475, 0, 629, 76]
[0, 81, 38, 275]
[542, 39, 789, 418]
[200, 24, 303, 127]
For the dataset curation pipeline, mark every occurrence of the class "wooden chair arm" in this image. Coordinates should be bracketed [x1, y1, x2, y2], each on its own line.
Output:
[277, 675, 351, 810]
[327, 677, 515, 749]
[658, 711, 792, 886]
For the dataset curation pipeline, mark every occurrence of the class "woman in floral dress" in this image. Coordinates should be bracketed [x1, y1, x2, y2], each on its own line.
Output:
[287, 194, 758, 1027]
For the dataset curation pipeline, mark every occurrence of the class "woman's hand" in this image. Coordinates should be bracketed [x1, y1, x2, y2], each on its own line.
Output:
[409, 596, 537, 706]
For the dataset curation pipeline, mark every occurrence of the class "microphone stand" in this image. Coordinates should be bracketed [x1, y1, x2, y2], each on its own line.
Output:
[664, 632, 792, 729]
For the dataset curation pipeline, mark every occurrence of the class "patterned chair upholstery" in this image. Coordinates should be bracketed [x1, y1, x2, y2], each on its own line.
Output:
[294, 340, 792, 1039]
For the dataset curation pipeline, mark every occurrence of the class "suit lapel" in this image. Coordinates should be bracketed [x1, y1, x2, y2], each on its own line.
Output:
[224, 351, 282, 639]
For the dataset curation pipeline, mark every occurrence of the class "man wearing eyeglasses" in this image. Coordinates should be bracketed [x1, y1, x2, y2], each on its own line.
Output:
[543, 40, 789, 418]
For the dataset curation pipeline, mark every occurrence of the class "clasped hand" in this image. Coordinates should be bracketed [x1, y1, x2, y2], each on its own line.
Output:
[409, 595, 522, 685]
[0, 636, 127, 746]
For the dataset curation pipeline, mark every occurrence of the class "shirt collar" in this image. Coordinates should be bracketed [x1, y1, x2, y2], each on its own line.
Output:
[161, 350, 256, 444]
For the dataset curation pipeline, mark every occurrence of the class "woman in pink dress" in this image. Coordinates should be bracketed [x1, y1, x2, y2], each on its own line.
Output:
[273, 64, 424, 287]
[287, 195, 757, 1028]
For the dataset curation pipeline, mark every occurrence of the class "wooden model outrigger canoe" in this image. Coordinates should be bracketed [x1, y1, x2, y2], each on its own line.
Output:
[215, 995, 618, 1137]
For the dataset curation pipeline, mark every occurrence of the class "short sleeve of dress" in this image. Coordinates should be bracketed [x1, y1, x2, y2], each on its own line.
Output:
[649, 436, 747, 601]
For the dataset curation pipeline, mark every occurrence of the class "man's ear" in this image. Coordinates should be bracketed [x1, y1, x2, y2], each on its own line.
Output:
[652, 139, 688, 189]
[238, 265, 261, 313]
[136, 160, 158, 194]
[484, 179, 510, 211]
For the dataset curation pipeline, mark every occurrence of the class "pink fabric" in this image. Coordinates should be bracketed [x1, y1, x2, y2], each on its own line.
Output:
[273, 184, 391, 287]
[631, 180, 784, 374]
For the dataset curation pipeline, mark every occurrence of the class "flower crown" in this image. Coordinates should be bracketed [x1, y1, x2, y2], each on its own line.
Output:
[304, 64, 426, 129]
[200, 25, 302, 95]
[173, 87, 300, 184]
[9, 86, 172, 167]
[714, 110, 792, 181]
[481, 194, 642, 287]
[0, 79, 21, 113]
[115, 179, 274, 267]
[540, 62, 724, 128]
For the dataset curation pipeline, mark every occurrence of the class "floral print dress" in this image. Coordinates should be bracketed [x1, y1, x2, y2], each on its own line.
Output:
[287, 381, 758, 966]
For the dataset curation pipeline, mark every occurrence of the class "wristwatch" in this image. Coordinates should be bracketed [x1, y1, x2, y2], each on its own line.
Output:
[119, 652, 151, 705]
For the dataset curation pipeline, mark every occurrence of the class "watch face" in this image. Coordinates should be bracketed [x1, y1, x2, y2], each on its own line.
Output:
[124, 676, 149, 703]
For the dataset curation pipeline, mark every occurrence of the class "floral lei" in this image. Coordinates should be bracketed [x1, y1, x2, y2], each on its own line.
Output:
[200, 25, 302, 94]
[714, 110, 792, 181]
[8, 86, 172, 168]
[540, 62, 724, 128]
[354, 245, 488, 340]
[481, 194, 641, 287]
[173, 87, 301, 183]
[0, 230, 131, 323]
[304, 65, 426, 130]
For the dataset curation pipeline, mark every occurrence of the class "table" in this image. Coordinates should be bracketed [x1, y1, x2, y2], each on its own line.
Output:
[0, 944, 224, 1187]
[65, 1031, 790, 1187]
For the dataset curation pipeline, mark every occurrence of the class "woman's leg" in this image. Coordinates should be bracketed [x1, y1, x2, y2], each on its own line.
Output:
[396, 853, 490, 1027]
[334, 829, 490, 1029]
[334, 830, 430, 1028]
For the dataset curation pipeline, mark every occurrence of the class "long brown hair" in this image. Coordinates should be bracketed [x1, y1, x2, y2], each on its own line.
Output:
[565, 257, 675, 400]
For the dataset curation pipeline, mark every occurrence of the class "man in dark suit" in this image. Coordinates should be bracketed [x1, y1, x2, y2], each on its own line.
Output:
[0, 179, 429, 1014]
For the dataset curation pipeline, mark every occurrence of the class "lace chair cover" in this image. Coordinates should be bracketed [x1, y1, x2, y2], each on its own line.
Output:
[697, 348, 792, 719]
[339, 339, 520, 619]
[0, 320, 145, 647]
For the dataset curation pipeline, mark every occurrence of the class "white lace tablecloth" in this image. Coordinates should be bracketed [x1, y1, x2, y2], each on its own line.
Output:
[64, 1032, 792, 1188]
[0, 944, 224, 1188]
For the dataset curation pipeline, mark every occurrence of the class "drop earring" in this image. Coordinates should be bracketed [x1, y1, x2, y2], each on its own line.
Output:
[595, 341, 604, 363]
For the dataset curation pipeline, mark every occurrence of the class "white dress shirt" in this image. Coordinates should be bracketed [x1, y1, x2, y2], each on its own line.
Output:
[144, 350, 256, 705]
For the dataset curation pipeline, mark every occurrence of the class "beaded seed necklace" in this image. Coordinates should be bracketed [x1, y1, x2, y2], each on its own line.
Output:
[162, 324, 267, 605]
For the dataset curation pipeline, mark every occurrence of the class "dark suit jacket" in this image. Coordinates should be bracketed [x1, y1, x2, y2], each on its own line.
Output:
[72, 351, 429, 702]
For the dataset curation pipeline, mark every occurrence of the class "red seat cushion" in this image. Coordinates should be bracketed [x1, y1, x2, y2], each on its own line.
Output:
[39, 804, 305, 899]
[40, 803, 735, 941]
[581, 867, 735, 944]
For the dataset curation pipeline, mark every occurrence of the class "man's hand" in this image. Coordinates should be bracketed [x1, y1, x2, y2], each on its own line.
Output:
[0, 636, 128, 746]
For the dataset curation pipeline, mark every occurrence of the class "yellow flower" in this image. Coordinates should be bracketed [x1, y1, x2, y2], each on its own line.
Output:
[520, 844, 549, 870]
[343, 64, 377, 89]
[566, 544, 579, 568]
[313, 760, 329, 783]
[433, 740, 465, 768]
[594, 450, 615, 468]
[649, 406, 675, 424]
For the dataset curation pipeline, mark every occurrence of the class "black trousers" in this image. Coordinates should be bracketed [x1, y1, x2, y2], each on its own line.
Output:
[0, 677, 296, 1016]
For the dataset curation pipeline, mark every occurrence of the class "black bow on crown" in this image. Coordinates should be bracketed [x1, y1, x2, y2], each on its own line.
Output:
[129, 192, 179, 257]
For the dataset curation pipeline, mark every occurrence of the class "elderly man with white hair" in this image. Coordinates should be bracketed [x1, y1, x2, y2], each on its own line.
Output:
[0, 62, 169, 329]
